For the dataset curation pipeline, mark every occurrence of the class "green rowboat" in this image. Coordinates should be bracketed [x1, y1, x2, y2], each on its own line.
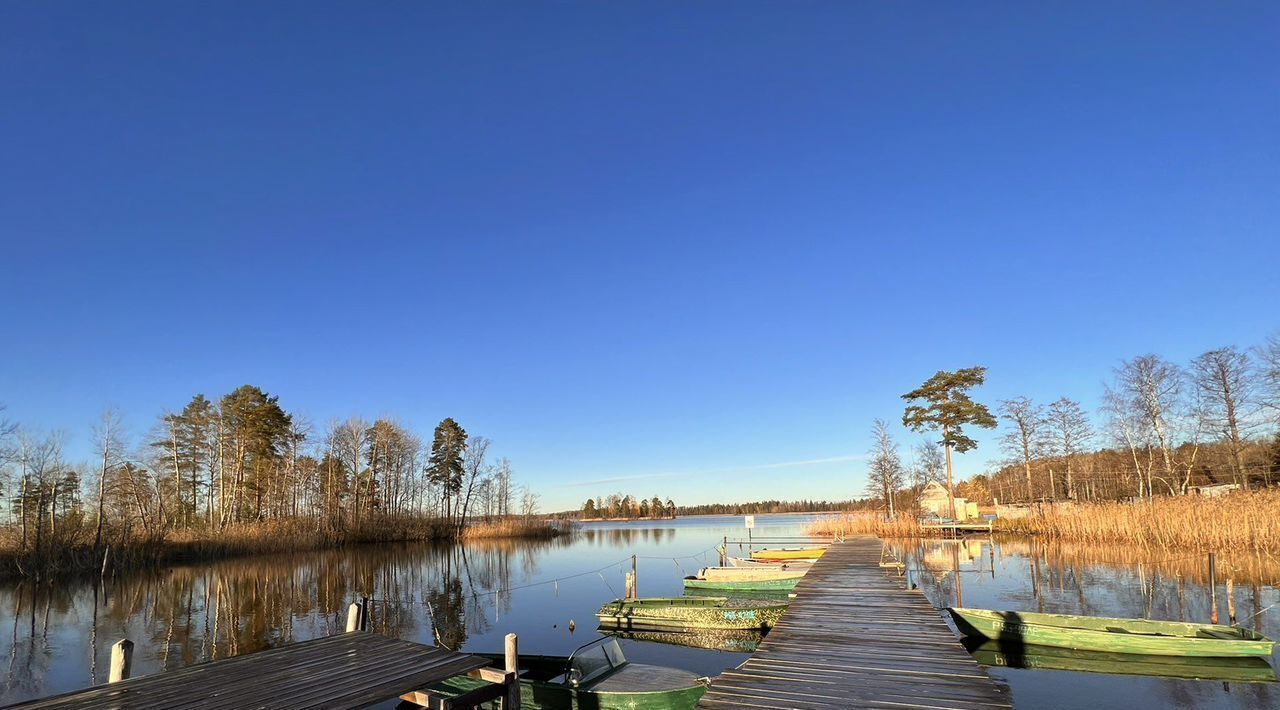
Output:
[683, 576, 799, 591]
[405, 637, 707, 710]
[606, 628, 766, 653]
[946, 608, 1276, 658]
[966, 639, 1277, 683]
[683, 586, 796, 602]
[682, 565, 806, 591]
[598, 597, 789, 631]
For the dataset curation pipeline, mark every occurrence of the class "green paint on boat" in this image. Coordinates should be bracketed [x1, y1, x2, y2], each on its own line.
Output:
[606, 628, 765, 653]
[946, 608, 1277, 658]
[682, 576, 800, 591]
[966, 640, 1277, 683]
[414, 637, 707, 709]
[597, 596, 789, 631]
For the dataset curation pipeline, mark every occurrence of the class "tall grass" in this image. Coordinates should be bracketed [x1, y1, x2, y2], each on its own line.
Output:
[462, 518, 570, 539]
[996, 490, 1280, 551]
[806, 512, 923, 538]
[0, 514, 567, 580]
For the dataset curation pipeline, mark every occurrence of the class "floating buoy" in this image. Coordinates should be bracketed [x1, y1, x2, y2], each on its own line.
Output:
[568, 619, 576, 633]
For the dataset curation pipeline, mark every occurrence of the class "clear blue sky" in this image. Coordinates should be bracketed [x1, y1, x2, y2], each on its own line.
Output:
[1, 2, 1277, 511]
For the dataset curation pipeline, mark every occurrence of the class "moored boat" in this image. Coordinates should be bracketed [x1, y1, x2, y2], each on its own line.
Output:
[683, 565, 806, 591]
[965, 639, 1277, 683]
[597, 596, 789, 631]
[749, 546, 826, 561]
[606, 628, 766, 653]
[404, 636, 707, 710]
[725, 556, 814, 570]
[946, 608, 1276, 658]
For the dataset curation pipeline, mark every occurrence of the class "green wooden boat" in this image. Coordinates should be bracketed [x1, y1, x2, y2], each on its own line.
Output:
[682, 565, 805, 591]
[598, 597, 789, 631]
[965, 639, 1277, 683]
[683, 586, 796, 602]
[405, 637, 707, 709]
[946, 608, 1277, 658]
[725, 556, 814, 570]
[606, 628, 765, 653]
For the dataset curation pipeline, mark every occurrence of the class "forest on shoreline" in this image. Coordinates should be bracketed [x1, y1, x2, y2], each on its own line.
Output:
[0, 387, 557, 580]
[857, 335, 1280, 522]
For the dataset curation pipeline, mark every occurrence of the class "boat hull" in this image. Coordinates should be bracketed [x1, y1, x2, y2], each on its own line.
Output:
[683, 576, 800, 591]
[726, 556, 814, 570]
[597, 597, 789, 631]
[966, 640, 1277, 683]
[749, 547, 826, 561]
[946, 608, 1276, 658]
[422, 672, 706, 709]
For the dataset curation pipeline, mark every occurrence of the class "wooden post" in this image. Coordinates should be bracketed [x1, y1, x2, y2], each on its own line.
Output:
[346, 602, 362, 632]
[624, 571, 635, 600]
[1226, 578, 1236, 625]
[631, 555, 638, 599]
[503, 633, 520, 709]
[361, 596, 370, 631]
[720, 536, 727, 567]
[109, 639, 133, 683]
[1208, 553, 1218, 625]
[952, 544, 963, 607]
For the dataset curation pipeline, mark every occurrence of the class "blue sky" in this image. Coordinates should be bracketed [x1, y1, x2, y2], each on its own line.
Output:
[1, 2, 1277, 511]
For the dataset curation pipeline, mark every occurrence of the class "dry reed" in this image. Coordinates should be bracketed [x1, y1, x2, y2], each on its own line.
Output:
[462, 518, 568, 539]
[996, 490, 1280, 551]
[805, 513, 923, 538]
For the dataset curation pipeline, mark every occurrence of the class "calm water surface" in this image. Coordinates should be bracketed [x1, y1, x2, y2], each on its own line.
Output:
[2, 516, 1278, 708]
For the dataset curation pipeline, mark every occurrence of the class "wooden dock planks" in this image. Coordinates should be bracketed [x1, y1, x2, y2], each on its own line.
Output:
[5, 632, 489, 710]
[698, 538, 1011, 709]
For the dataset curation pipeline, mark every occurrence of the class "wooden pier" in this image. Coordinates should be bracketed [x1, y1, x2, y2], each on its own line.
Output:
[6, 632, 492, 710]
[698, 537, 1011, 709]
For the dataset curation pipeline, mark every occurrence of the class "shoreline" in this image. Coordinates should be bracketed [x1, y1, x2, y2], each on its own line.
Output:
[0, 516, 568, 583]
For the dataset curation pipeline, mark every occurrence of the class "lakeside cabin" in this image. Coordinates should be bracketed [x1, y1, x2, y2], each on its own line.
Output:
[918, 481, 979, 521]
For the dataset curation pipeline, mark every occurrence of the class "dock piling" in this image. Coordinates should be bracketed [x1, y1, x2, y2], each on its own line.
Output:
[109, 639, 133, 683]
[504, 633, 520, 709]
[346, 602, 362, 632]
[1209, 553, 1219, 625]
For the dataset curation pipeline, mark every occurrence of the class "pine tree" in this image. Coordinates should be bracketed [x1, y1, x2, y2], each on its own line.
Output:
[902, 368, 997, 517]
[427, 418, 467, 523]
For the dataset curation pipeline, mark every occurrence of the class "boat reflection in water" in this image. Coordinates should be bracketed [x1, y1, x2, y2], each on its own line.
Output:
[604, 628, 765, 654]
[965, 639, 1278, 684]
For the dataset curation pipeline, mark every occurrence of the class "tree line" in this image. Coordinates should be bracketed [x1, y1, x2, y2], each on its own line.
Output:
[580, 494, 676, 520]
[677, 500, 855, 516]
[0, 385, 543, 566]
[862, 334, 1280, 517]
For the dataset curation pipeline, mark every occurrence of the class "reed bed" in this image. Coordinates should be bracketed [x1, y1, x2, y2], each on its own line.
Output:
[996, 490, 1280, 552]
[0, 514, 566, 581]
[806, 513, 923, 538]
[462, 518, 570, 539]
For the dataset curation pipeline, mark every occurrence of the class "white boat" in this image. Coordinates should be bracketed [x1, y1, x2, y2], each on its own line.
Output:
[725, 556, 814, 570]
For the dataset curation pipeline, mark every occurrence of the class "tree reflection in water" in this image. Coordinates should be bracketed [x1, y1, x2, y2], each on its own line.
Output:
[0, 536, 572, 704]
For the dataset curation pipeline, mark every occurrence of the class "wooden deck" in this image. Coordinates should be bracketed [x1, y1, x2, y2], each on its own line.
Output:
[698, 538, 1011, 709]
[6, 632, 489, 710]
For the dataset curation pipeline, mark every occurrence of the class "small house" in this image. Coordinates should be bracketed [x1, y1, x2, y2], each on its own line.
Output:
[918, 481, 970, 520]
[1190, 483, 1240, 498]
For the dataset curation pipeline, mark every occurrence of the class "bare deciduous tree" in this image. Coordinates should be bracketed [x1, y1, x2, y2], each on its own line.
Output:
[1115, 355, 1183, 495]
[92, 408, 126, 552]
[1191, 346, 1256, 489]
[866, 419, 904, 520]
[1046, 398, 1091, 500]
[1000, 397, 1046, 501]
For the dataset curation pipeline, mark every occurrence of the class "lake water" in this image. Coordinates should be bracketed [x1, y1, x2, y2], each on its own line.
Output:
[1, 515, 1278, 707]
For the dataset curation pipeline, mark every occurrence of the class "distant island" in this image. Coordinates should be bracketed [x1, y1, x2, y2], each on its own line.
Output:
[575, 494, 855, 520]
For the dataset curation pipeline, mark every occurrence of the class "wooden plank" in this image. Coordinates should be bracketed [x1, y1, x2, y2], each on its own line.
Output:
[697, 537, 1011, 709]
[7, 632, 489, 710]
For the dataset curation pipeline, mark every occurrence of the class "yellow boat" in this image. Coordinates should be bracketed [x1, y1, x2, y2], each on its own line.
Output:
[749, 546, 826, 561]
